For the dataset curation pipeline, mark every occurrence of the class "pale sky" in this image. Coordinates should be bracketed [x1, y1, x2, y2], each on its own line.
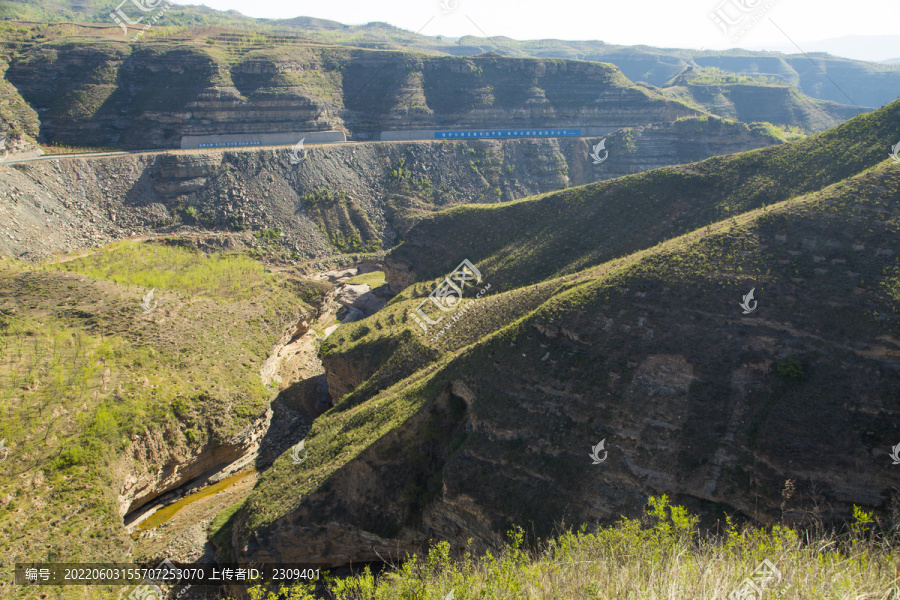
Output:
[171, 0, 900, 61]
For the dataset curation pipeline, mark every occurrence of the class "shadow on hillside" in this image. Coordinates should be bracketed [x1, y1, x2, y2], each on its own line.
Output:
[254, 375, 330, 470]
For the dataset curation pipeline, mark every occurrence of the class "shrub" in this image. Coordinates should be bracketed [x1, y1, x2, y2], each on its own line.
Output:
[776, 355, 804, 381]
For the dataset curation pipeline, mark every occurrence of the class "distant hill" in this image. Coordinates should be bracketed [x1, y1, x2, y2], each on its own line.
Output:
[0, 24, 869, 152]
[747, 34, 900, 64]
[1, 1, 898, 110]
[0, 35, 705, 148]
[0, 0, 257, 27]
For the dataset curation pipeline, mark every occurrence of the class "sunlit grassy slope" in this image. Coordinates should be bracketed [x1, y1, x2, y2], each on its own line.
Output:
[385, 98, 899, 292]
[0, 241, 315, 599]
[234, 497, 900, 600]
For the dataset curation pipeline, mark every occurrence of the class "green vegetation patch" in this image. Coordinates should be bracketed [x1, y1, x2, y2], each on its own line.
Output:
[385, 99, 900, 293]
[0, 242, 314, 593]
[233, 497, 900, 600]
[344, 270, 385, 288]
[299, 189, 382, 253]
[55, 240, 274, 301]
[233, 354, 455, 546]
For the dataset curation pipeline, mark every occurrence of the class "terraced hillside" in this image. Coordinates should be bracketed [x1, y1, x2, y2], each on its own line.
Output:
[0, 7, 898, 109]
[0, 36, 694, 149]
[223, 100, 900, 569]
[658, 68, 862, 133]
[0, 20, 873, 156]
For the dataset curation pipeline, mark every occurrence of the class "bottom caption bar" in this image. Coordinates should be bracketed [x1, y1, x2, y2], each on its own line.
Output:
[15, 562, 321, 586]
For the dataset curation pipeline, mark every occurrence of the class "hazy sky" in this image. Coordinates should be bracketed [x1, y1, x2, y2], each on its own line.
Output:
[172, 0, 900, 59]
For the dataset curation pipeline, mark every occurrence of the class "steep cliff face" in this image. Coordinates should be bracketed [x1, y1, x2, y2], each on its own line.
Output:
[226, 384, 466, 568]
[692, 54, 899, 109]
[118, 408, 272, 520]
[4, 42, 336, 149]
[447, 43, 899, 109]
[569, 117, 781, 181]
[5, 41, 703, 149]
[0, 120, 781, 261]
[668, 78, 865, 132]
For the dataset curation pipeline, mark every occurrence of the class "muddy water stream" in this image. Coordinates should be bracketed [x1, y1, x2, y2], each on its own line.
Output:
[135, 468, 257, 533]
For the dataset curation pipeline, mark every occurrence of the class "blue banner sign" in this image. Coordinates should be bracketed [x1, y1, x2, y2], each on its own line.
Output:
[435, 129, 582, 139]
[197, 141, 264, 149]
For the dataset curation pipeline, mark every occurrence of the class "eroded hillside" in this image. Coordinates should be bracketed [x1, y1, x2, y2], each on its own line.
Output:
[223, 100, 900, 570]
[2, 39, 696, 148]
[0, 120, 782, 262]
[0, 241, 336, 599]
[0, 21, 875, 160]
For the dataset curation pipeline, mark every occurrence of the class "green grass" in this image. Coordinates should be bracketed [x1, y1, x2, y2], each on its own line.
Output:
[232, 358, 453, 544]
[383, 98, 900, 293]
[54, 240, 274, 301]
[209, 500, 247, 560]
[41, 143, 122, 155]
[233, 497, 900, 600]
[686, 67, 784, 87]
[345, 271, 386, 288]
[0, 243, 315, 598]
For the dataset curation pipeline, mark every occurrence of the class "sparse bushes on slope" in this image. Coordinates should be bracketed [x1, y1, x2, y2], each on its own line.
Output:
[233, 496, 900, 600]
[386, 99, 900, 292]
[0, 243, 313, 587]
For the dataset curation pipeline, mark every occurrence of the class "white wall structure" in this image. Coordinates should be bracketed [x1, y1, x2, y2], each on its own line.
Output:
[181, 130, 346, 150]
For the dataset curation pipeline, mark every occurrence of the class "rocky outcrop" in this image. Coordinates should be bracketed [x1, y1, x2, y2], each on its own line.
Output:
[0, 123, 781, 261]
[586, 117, 781, 180]
[153, 153, 223, 198]
[321, 348, 376, 400]
[226, 385, 465, 570]
[260, 311, 318, 387]
[118, 407, 272, 519]
[383, 253, 416, 294]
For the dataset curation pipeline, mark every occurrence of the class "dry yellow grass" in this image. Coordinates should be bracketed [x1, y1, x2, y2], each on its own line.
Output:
[235, 496, 900, 600]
